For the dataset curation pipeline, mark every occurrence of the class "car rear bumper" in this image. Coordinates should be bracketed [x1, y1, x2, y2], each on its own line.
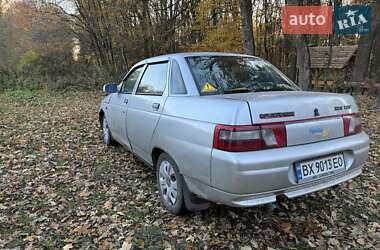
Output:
[185, 132, 369, 207]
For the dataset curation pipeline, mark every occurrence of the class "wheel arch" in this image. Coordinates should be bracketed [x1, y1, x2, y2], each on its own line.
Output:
[153, 146, 210, 213]
[99, 109, 105, 127]
[152, 147, 165, 168]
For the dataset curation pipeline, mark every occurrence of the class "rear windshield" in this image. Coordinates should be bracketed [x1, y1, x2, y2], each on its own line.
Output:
[186, 56, 299, 95]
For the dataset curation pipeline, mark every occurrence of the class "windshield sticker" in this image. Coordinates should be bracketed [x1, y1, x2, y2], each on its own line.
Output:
[202, 82, 217, 93]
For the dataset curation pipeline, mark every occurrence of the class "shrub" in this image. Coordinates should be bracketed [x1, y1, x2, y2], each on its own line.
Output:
[16, 50, 42, 74]
[3, 89, 36, 101]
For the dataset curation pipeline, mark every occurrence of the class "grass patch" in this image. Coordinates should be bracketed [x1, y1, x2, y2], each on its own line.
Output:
[55, 182, 73, 199]
[55, 182, 79, 211]
[374, 194, 380, 202]
[126, 208, 145, 223]
[24, 140, 40, 154]
[339, 205, 379, 223]
[39, 230, 64, 250]
[0, 225, 16, 236]
[86, 193, 107, 207]
[3, 89, 36, 101]
[18, 211, 32, 225]
[132, 226, 164, 250]
[295, 240, 315, 250]
[5, 238, 24, 249]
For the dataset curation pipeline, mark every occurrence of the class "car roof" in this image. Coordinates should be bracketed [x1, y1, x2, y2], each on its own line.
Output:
[134, 52, 259, 66]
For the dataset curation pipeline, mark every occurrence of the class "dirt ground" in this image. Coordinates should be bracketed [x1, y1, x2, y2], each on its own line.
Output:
[0, 91, 379, 249]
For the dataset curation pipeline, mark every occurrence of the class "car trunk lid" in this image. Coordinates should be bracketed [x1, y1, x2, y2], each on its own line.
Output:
[206, 91, 358, 146]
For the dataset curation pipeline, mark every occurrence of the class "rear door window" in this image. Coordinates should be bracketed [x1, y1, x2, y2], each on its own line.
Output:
[136, 62, 168, 96]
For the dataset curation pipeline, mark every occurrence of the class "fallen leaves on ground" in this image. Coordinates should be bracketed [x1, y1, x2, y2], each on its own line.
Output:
[0, 91, 379, 249]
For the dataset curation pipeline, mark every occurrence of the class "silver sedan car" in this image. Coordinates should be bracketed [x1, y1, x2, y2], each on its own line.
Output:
[99, 52, 369, 215]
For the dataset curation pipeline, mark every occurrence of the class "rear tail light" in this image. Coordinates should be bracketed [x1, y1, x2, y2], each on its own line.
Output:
[213, 124, 286, 152]
[214, 113, 362, 152]
[343, 114, 362, 136]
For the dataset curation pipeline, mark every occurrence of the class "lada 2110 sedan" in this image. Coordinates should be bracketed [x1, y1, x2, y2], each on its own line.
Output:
[99, 53, 369, 215]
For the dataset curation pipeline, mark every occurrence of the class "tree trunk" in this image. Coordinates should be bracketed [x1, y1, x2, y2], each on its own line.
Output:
[352, 37, 375, 82]
[372, 28, 380, 109]
[296, 35, 312, 90]
[375, 95, 380, 109]
[284, 35, 297, 81]
[286, 0, 312, 89]
[263, 0, 268, 58]
[141, 0, 153, 57]
[369, 1, 380, 82]
[370, 30, 380, 82]
[239, 0, 255, 55]
[351, 0, 380, 82]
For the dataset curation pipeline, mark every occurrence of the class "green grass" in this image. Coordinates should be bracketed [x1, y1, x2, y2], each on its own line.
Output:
[18, 211, 32, 225]
[3, 89, 37, 101]
[40, 230, 64, 250]
[0, 225, 16, 236]
[86, 193, 107, 207]
[132, 226, 164, 250]
[126, 208, 145, 223]
[55, 182, 75, 201]
[374, 194, 380, 202]
[5, 238, 24, 249]
[339, 205, 379, 223]
[24, 140, 40, 154]
[295, 242, 314, 250]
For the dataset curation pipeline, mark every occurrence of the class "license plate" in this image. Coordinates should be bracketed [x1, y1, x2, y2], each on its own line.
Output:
[295, 153, 346, 183]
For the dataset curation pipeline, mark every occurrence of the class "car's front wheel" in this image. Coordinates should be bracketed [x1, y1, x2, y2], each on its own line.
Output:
[157, 153, 187, 215]
[102, 117, 113, 146]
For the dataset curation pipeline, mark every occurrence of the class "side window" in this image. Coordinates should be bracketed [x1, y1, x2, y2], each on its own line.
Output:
[136, 62, 168, 96]
[121, 66, 144, 94]
[170, 60, 187, 94]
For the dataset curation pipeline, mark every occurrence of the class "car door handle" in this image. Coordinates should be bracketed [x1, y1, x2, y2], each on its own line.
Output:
[152, 103, 160, 111]
[124, 99, 128, 104]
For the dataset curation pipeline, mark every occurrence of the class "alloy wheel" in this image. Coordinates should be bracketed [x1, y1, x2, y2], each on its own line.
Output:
[159, 160, 178, 206]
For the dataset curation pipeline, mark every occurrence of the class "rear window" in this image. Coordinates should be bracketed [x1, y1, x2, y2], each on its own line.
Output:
[186, 56, 299, 95]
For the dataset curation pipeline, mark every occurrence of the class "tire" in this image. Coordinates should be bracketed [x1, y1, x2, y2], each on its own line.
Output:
[102, 116, 114, 146]
[156, 153, 187, 215]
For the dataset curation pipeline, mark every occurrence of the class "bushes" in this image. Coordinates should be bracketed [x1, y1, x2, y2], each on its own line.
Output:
[46, 75, 105, 92]
[2, 89, 37, 102]
[0, 55, 107, 92]
[0, 70, 105, 92]
[0, 71, 43, 91]
[16, 51, 42, 73]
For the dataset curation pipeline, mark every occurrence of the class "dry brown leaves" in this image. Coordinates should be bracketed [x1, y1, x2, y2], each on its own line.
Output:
[0, 91, 379, 249]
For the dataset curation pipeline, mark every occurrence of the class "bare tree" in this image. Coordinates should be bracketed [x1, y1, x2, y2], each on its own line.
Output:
[296, 35, 311, 90]
[351, 0, 380, 82]
[286, 0, 311, 90]
[239, 0, 255, 55]
[369, 2, 380, 82]
[370, 19, 380, 109]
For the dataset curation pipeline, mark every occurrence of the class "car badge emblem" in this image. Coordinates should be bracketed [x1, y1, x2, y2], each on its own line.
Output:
[314, 108, 320, 117]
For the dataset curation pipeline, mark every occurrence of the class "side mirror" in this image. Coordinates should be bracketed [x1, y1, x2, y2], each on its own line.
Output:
[103, 83, 118, 94]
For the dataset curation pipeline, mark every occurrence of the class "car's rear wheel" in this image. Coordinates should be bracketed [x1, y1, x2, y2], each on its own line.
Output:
[102, 117, 113, 146]
[157, 153, 187, 215]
